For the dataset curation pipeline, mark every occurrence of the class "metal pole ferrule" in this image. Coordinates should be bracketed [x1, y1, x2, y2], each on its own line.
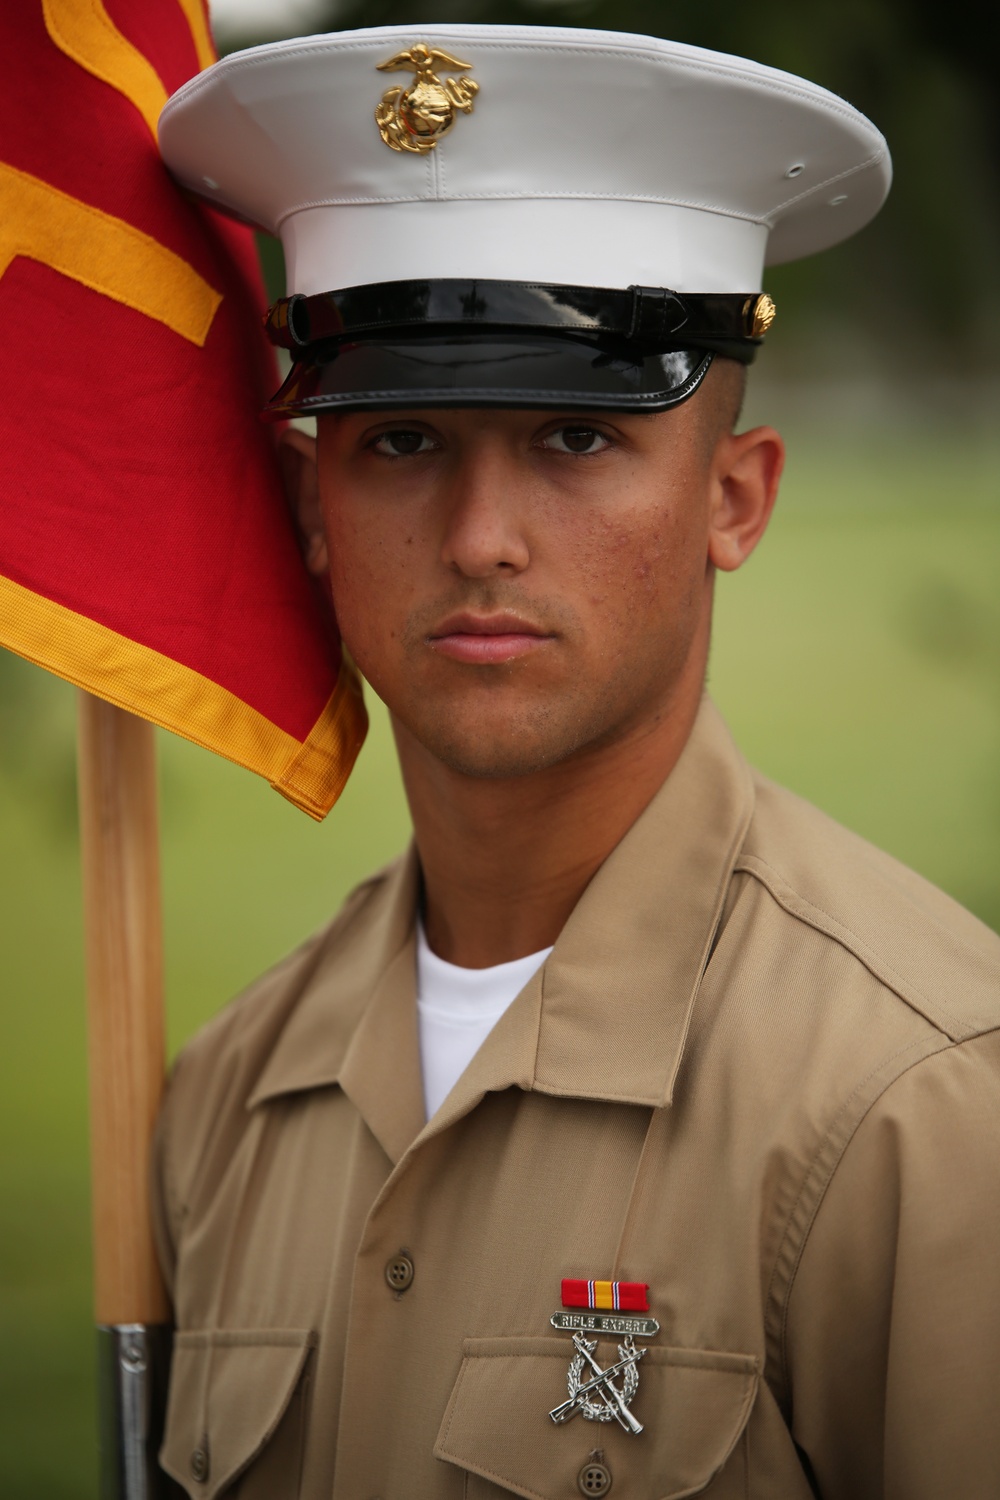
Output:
[97, 1324, 174, 1499]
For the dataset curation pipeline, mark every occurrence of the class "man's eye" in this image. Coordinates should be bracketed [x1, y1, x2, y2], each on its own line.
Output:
[372, 430, 436, 456]
[543, 427, 610, 455]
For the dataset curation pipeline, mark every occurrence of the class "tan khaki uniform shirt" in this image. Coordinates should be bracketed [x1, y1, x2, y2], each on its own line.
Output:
[152, 699, 1000, 1500]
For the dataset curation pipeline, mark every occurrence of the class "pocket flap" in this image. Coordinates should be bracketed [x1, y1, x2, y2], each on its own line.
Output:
[435, 1336, 759, 1500]
[160, 1328, 316, 1499]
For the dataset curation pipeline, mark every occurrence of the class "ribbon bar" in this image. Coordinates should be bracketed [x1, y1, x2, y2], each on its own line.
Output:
[561, 1279, 649, 1312]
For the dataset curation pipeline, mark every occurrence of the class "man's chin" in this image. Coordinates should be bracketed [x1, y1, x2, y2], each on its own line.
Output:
[392, 699, 599, 782]
[392, 677, 665, 782]
[409, 730, 571, 781]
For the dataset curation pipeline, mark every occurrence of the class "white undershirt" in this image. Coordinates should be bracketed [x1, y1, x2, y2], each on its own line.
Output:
[416, 921, 553, 1121]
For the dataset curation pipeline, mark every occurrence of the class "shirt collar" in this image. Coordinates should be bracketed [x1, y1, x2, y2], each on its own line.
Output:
[247, 847, 425, 1160]
[248, 696, 754, 1159]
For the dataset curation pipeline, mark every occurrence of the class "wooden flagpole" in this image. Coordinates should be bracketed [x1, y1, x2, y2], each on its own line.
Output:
[77, 693, 171, 1498]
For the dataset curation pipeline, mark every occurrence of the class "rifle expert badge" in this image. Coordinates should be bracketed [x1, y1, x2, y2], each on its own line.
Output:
[549, 1280, 658, 1436]
[375, 43, 480, 155]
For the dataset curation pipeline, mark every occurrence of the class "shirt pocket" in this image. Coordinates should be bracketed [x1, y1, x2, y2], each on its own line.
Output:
[159, 1328, 316, 1500]
[434, 1336, 759, 1500]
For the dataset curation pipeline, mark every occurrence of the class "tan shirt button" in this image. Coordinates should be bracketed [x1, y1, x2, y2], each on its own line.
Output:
[578, 1460, 612, 1496]
[190, 1444, 210, 1483]
[385, 1252, 415, 1292]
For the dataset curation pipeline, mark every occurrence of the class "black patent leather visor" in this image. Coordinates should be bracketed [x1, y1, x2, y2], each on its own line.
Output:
[262, 333, 714, 419]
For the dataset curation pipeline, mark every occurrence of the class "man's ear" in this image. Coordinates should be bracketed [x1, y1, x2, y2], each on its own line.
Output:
[707, 425, 784, 573]
[279, 427, 328, 576]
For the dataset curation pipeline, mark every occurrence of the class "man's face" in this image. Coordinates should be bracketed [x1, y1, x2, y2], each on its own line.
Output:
[306, 371, 777, 780]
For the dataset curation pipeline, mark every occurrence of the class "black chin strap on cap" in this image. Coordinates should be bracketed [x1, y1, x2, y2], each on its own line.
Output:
[259, 278, 775, 418]
[264, 279, 774, 362]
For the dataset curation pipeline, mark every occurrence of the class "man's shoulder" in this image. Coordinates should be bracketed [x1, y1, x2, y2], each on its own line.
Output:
[153, 856, 412, 1263]
[737, 770, 1000, 1042]
[165, 857, 403, 1130]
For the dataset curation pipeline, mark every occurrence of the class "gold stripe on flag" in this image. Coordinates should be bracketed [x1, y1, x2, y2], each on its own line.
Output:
[175, 0, 216, 71]
[42, 0, 169, 137]
[0, 573, 367, 820]
[0, 161, 221, 344]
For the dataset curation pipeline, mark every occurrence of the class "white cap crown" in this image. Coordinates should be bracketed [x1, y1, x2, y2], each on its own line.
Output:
[159, 24, 891, 298]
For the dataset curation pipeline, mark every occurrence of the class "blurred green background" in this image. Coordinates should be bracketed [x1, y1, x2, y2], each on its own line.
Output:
[2, 0, 999, 1494]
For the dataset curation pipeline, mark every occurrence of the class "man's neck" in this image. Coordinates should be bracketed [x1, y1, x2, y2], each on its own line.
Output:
[392, 678, 705, 969]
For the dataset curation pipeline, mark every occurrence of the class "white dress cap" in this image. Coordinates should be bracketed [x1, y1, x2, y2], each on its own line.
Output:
[158, 24, 891, 299]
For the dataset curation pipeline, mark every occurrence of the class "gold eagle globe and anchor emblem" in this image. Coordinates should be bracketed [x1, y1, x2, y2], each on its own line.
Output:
[375, 43, 480, 154]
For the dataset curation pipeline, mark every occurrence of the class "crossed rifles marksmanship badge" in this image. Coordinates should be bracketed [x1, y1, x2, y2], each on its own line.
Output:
[550, 1280, 659, 1435]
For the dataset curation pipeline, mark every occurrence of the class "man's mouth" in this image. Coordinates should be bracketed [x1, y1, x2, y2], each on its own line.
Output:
[427, 611, 554, 665]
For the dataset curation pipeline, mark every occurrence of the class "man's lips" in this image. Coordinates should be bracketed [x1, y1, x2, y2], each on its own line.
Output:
[427, 611, 554, 664]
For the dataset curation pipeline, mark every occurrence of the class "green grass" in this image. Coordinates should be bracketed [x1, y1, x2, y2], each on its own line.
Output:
[1, 423, 998, 1495]
[712, 433, 1000, 931]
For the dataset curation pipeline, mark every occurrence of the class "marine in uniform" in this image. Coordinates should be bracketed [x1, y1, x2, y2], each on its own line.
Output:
[154, 25, 1000, 1499]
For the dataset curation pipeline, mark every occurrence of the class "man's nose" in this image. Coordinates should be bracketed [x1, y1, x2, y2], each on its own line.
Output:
[438, 450, 531, 578]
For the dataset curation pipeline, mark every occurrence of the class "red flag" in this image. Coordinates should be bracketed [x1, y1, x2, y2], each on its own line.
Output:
[0, 0, 367, 819]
